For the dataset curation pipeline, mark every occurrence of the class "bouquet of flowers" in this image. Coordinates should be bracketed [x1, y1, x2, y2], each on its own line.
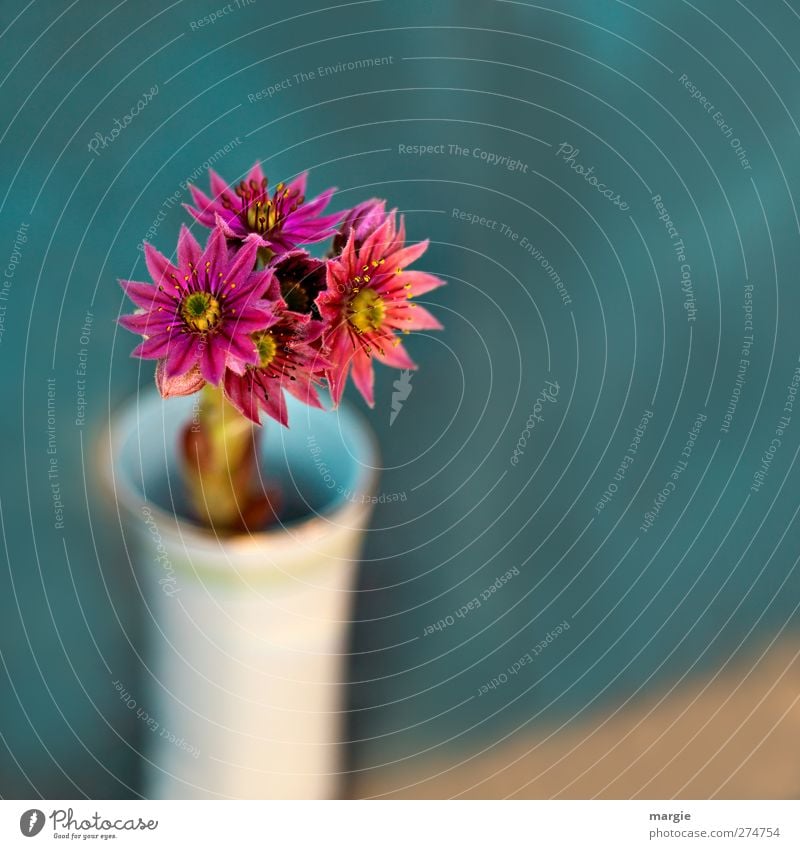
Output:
[119, 164, 444, 533]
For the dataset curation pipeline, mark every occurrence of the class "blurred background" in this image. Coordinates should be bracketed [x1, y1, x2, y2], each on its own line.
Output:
[1, 0, 800, 798]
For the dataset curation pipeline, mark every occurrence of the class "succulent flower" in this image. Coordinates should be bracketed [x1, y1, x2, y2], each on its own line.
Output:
[117, 166, 447, 532]
[317, 210, 445, 407]
[186, 162, 342, 257]
[223, 307, 330, 426]
[119, 226, 278, 386]
[331, 198, 386, 255]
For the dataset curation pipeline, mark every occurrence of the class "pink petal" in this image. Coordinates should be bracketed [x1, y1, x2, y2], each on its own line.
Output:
[392, 270, 446, 296]
[355, 215, 394, 262]
[177, 224, 202, 269]
[220, 235, 260, 286]
[350, 350, 375, 407]
[287, 171, 308, 197]
[199, 339, 226, 384]
[118, 311, 172, 334]
[144, 243, 180, 287]
[324, 328, 353, 407]
[164, 334, 201, 378]
[223, 371, 261, 424]
[184, 202, 216, 228]
[119, 279, 175, 310]
[396, 304, 443, 331]
[386, 238, 429, 272]
[261, 382, 289, 427]
[246, 162, 266, 186]
[376, 340, 418, 369]
[208, 168, 230, 199]
[219, 328, 259, 366]
[188, 183, 216, 212]
[156, 361, 205, 398]
[227, 304, 276, 334]
[213, 211, 244, 240]
[131, 333, 173, 360]
[286, 377, 324, 409]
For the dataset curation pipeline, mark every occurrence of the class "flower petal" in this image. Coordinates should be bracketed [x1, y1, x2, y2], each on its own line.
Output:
[177, 224, 202, 270]
[131, 333, 174, 360]
[350, 349, 375, 407]
[119, 279, 175, 310]
[156, 361, 205, 398]
[219, 327, 259, 366]
[223, 371, 262, 424]
[164, 333, 201, 378]
[208, 168, 231, 200]
[144, 242, 180, 287]
[199, 338, 226, 384]
[247, 162, 266, 186]
[390, 270, 446, 297]
[395, 304, 443, 331]
[260, 380, 289, 427]
[118, 311, 173, 335]
[220, 234, 260, 288]
[376, 340, 418, 369]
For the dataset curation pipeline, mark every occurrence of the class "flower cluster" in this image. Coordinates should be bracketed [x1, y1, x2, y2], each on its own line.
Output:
[119, 163, 444, 426]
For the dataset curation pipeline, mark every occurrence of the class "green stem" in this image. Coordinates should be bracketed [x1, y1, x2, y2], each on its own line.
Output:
[180, 384, 270, 533]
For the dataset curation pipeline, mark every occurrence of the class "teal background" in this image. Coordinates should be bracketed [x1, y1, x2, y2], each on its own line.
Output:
[1, 0, 799, 796]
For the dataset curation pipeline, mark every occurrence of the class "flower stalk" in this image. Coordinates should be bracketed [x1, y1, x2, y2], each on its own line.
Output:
[181, 384, 271, 533]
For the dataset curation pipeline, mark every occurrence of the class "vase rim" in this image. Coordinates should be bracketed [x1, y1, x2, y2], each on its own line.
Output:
[101, 386, 380, 562]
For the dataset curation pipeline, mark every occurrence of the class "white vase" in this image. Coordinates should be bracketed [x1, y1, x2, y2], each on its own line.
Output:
[104, 388, 377, 799]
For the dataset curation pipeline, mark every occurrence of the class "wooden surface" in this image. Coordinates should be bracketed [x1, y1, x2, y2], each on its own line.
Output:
[351, 637, 800, 799]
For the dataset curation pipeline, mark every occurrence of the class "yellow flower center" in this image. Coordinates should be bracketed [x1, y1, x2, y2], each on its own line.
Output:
[348, 288, 386, 333]
[254, 332, 277, 368]
[180, 292, 221, 332]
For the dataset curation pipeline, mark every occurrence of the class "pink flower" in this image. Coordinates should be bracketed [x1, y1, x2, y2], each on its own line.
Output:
[186, 162, 342, 256]
[119, 226, 277, 386]
[223, 308, 330, 426]
[317, 210, 445, 407]
[331, 198, 386, 255]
